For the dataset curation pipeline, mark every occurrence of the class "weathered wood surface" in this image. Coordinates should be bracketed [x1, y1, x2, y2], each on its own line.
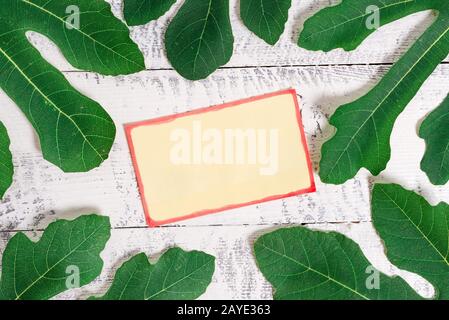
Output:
[1, 65, 448, 230]
[0, 0, 448, 300]
[28, 0, 449, 72]
[0, 222, 435, 300]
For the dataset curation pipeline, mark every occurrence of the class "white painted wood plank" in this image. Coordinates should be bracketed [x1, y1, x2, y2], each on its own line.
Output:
[0, 65, 448, 231]
[26, 0, 449, 73]
[0, 222, 433, 300]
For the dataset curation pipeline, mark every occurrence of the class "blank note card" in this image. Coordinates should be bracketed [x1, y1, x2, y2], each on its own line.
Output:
[125, 89, 315, 227]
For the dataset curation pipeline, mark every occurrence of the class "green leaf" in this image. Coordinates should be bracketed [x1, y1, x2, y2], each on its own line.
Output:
[419, 95, 449, 185]
[254, 227, 421, 300]
[0, 122, 13, 199]
[372, 183, 449, 300]
[298, 0, 449, 184]
[0, 214, 111, 300]
[241, 0, 292, 45]
[165, 0, 234, 80]
[298, 0, 443, 51]
[124, 0, 177, 26]
[0, 0, 145, 172]
[92, 247, 215, 300]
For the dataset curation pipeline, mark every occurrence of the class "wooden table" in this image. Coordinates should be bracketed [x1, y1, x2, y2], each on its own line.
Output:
[0, 0, 447, 299]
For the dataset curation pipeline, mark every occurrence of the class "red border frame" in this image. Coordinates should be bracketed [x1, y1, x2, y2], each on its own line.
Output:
[125, 89, 316, 227]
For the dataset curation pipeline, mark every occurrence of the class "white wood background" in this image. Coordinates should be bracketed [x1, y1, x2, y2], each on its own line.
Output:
[0, 0, 448, 299]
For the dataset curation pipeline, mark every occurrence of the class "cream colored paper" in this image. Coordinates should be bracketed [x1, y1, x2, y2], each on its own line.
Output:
[127, 90, 314, 225]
